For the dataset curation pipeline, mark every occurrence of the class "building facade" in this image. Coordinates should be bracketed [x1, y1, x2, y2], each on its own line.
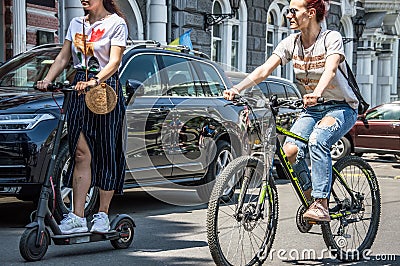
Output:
[1, 0, 399, 106]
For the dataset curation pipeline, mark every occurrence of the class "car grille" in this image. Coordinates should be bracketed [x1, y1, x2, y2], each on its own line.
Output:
[0, 142, 29, 179]
[0, 157, 28, 179]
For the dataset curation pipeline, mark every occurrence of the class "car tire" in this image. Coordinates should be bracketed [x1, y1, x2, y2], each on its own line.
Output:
[51, 142, 99, 222]
[330, 137, 351, 161]
[196, 140, 234, 202]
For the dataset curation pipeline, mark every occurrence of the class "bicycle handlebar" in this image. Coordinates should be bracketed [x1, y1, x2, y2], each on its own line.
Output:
[34, 82, 75, 92]
[231, 93, 324, 113]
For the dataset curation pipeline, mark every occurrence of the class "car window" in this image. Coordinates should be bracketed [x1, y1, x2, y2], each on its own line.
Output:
[256, 82, 269, 97]
[366, 105, 400, 120]
[120, 54, 162, 96]
[267, 82, 286, 100]
[0, 51, 74, 89]
[161, 55, 202, 97]
[285, 84, 300, 100]
[196, 62, 225, 97]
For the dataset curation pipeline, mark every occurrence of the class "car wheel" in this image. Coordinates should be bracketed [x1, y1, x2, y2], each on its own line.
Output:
[51, 142, 99, 222]
[196, 140, 234, 202]
[330, 137, 351, 160]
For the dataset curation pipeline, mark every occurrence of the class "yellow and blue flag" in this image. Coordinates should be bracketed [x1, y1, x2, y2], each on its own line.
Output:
[169, 29, 193, 50]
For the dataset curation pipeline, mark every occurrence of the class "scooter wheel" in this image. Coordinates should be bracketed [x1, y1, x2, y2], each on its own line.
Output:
[19, 227, 49, 262]
[110, 218, 135, 249]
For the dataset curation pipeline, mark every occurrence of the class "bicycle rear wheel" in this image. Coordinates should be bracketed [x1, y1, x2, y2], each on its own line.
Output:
[322, 155, 381, 262]
[207, 156, 279, 266]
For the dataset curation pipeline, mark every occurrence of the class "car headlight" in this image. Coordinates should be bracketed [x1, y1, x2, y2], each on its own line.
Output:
[0, 114, 56, 130]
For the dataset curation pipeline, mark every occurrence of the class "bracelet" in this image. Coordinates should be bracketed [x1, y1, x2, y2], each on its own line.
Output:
[43, 78, 51, 83]
[94, 76, 101, 86]
[90, 76, 101, 86]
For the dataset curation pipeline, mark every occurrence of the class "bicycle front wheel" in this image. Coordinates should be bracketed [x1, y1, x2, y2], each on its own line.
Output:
[207, 156, 279, 266]
[322, 155, 381, 262]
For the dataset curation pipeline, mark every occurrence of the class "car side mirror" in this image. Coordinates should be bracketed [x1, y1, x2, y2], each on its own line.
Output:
[125, 79, 144, 104]
[357, 113, 366, 121]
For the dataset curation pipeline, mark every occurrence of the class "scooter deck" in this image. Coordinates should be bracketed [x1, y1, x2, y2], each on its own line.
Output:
[52, 230, 119, 245]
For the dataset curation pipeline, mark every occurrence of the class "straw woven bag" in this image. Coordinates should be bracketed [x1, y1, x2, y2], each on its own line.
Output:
[85, 82, 117, 114]
[82, 16, 117, 114]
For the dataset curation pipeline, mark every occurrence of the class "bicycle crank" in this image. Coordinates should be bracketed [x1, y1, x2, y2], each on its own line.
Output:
[296, 205, 313, 233]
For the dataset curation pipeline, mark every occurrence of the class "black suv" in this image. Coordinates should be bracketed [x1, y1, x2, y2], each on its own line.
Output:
[0, 42, 269, 219]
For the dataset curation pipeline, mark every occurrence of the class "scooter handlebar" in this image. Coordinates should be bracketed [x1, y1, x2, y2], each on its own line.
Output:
[34, 82, 74, 92]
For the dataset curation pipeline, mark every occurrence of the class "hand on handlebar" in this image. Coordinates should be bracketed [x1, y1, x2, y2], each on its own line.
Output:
[36, 78, 52, 92]
[223, 87, 240, 101]
[75, 79, 97, 95]
[303, 93, 324, 108]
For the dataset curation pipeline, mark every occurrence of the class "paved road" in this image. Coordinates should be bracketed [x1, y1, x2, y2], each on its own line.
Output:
[0, 154, 399, 265]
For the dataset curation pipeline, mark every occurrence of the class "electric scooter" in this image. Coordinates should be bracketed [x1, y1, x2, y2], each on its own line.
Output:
[19, 82, 135, 262]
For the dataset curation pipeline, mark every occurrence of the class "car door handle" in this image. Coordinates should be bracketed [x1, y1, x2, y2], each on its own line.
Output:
[207, 106, 216, 113]
[151, 106, 170, 112]
[392, 123, 400, 127]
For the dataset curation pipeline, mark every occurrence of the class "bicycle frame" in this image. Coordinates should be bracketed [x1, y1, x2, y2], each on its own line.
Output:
[274, 124, 366, 220]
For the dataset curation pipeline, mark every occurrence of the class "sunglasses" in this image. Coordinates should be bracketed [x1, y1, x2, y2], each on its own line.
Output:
[287, 8, 299, 16]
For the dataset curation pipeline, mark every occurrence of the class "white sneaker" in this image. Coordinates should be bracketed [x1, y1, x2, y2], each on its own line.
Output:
[90, 212, 110, 233]
[59, 212, 88, 234]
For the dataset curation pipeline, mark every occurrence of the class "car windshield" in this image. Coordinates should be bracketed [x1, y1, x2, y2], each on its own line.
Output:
[0, 48, 74, 91]
[366, 104, 400, 120]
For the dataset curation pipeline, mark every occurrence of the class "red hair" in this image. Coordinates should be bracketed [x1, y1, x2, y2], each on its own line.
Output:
[305, 0, 328, 22]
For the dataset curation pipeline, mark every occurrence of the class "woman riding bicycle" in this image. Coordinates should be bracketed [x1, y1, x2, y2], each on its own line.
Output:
[224, 0, 358, 222]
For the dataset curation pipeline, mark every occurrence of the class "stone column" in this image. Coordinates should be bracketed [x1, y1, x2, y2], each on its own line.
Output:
[148, 0, 167, 44]
[0, 3, 4, 61]
[356, 50, 374, 107]
[62, 0, 84, 39]
[377, 51, 393, 105]
[12, 0, 26, 55]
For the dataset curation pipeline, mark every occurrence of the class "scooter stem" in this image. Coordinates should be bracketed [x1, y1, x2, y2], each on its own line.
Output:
[34, 89, 73, 245]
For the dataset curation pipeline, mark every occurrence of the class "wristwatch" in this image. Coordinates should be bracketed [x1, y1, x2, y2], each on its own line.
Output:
[91, 76, 101, 86]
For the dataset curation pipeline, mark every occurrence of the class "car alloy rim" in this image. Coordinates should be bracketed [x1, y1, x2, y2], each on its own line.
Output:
[215, 149, 234, 196]
[216, 149, 233, 177]
[331, 139, 344, 159]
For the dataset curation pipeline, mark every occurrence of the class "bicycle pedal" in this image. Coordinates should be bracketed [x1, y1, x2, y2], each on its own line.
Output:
[306, 220, 328, 225]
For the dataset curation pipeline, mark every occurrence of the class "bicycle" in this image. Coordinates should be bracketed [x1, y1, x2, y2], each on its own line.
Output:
[206, 95, 381, 265]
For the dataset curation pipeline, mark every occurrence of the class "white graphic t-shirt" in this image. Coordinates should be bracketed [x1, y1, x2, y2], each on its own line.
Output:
[65, 13, 128, 72]
[273, 30, 358, 109]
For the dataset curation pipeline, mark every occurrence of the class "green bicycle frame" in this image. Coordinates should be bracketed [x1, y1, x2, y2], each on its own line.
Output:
[274, 125, 362, 219]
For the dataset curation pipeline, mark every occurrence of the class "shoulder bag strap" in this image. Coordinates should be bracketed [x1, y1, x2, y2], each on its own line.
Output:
[83, 17, 88, 82]
[291, 33, 300, 60]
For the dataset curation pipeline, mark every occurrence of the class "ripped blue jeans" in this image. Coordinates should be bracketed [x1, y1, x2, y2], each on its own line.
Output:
[284, 101, 357, 199]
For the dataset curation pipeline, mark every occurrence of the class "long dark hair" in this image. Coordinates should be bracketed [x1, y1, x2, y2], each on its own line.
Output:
[103, 0, 127, 22]
[83, 0, 127, 22]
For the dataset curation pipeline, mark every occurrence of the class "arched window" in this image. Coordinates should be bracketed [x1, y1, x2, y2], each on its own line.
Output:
[231, 13, 240, 68]
[211, 2, 223, 63]
[266, 1, 292, 79]
[211, 0, 247, 72]
[266, 13, 275, 59]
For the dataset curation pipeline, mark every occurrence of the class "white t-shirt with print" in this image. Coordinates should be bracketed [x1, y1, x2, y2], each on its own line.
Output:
[65, 13, 128, 72]
[273, 30, 358, 109]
